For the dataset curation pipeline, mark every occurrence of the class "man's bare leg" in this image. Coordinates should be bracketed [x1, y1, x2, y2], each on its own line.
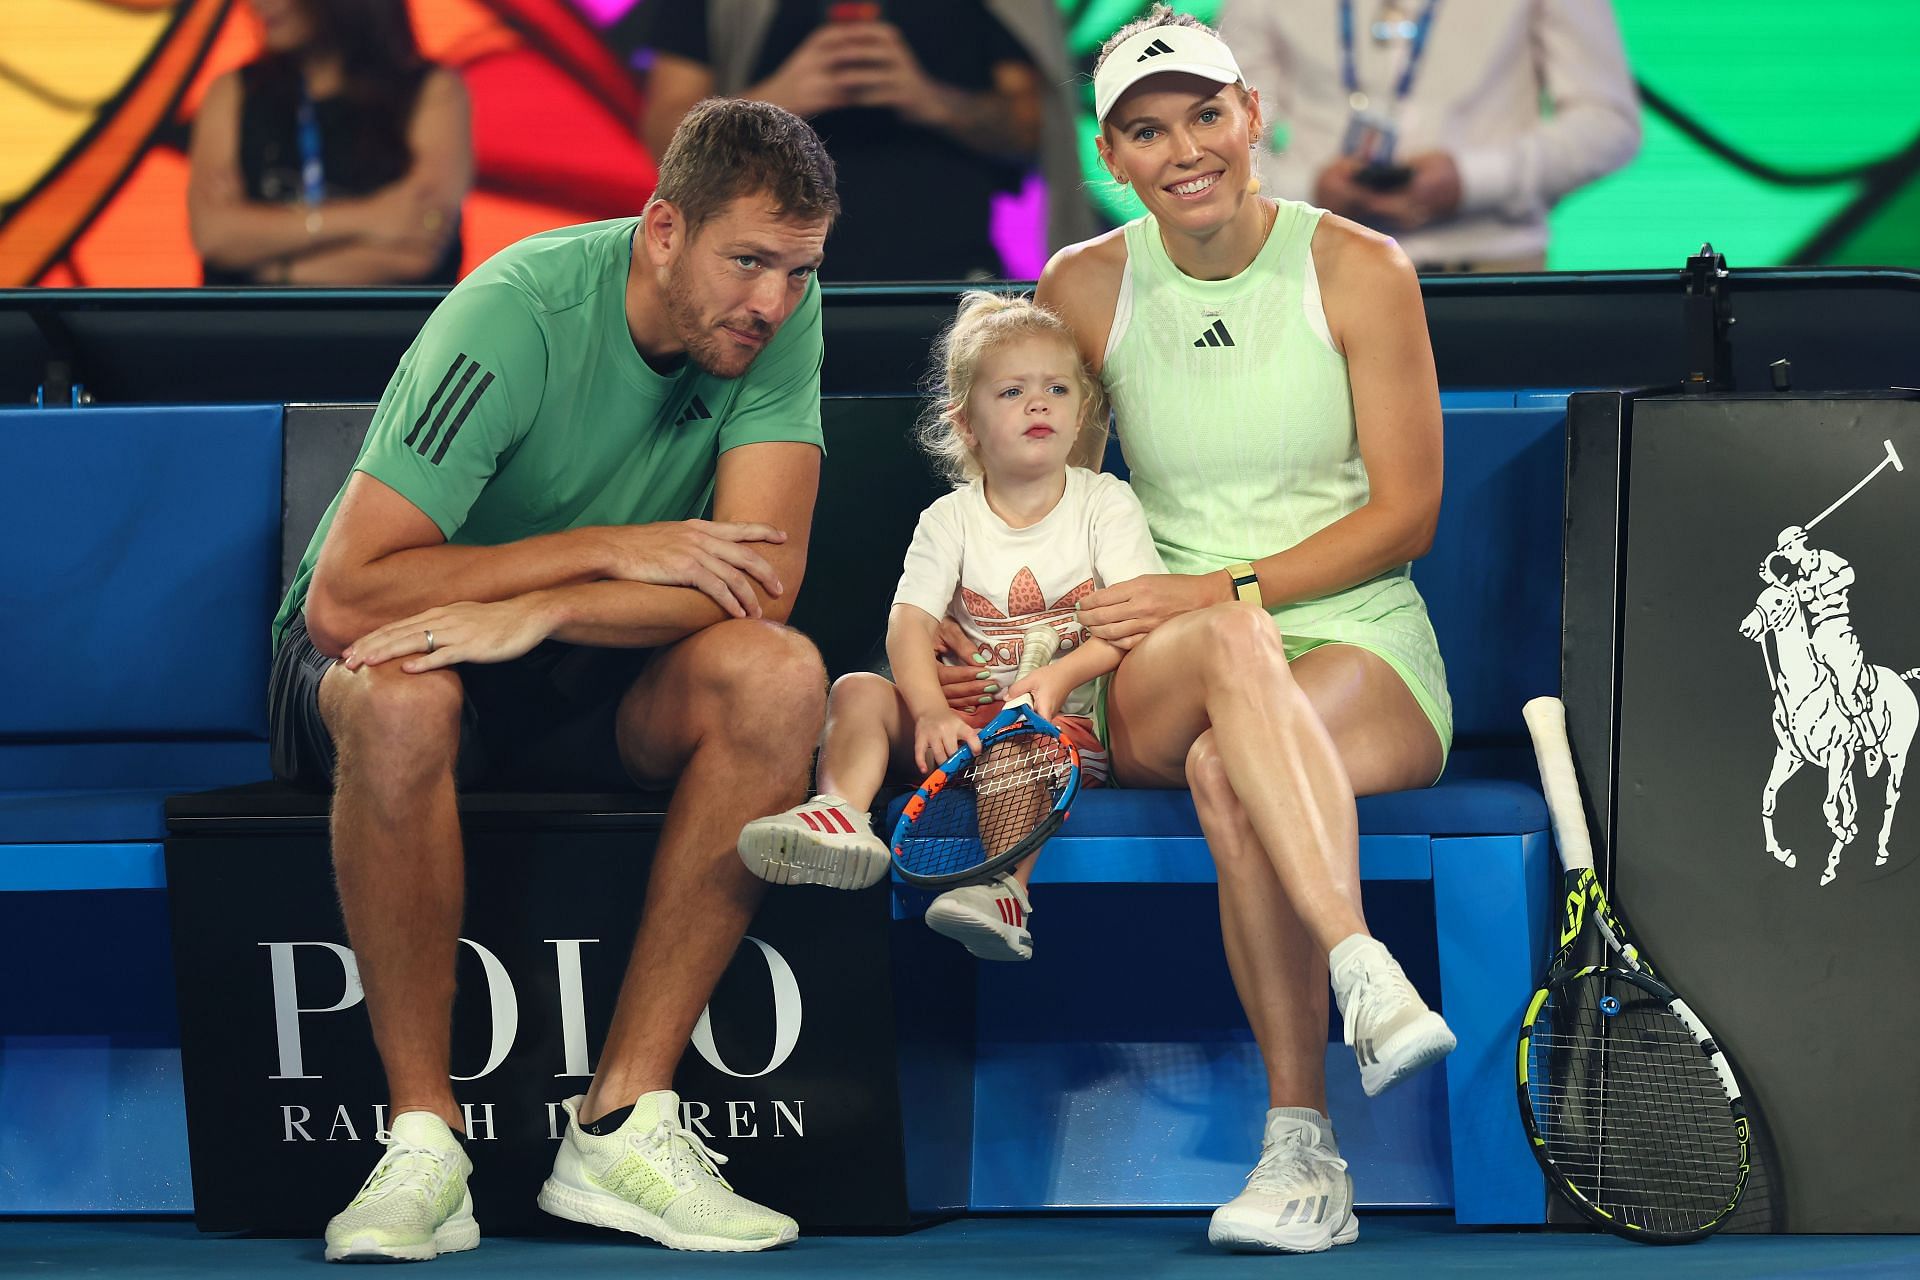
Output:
[319, 660, 468, 1132]
[580, 620, 827, 1119]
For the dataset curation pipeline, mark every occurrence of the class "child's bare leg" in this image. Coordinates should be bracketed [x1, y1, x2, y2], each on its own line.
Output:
[1004, 715, 1097, 889]
[814, 672, 918, 813]
[738, 673, 915, 890]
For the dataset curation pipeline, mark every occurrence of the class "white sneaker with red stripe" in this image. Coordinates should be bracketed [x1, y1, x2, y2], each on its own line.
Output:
[736, 795, 891, 890]
[924, 873, 1033, 961]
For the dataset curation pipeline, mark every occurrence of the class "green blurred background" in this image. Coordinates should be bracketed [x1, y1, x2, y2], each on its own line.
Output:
[1063, 0, 1920, 269]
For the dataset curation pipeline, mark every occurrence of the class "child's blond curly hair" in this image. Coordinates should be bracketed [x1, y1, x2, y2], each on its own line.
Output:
[916, 291, 1109, 486]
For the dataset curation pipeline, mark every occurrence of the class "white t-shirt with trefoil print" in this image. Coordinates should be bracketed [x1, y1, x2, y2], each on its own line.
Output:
[891, 467, 1166, 718]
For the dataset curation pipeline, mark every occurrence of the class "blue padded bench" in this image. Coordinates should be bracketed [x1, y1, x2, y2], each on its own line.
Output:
[0, 393, 1568, 1222]
[888, 397, 1566, 1223]
[0, 404, 282, 865]
[0, 403, 282, 1212]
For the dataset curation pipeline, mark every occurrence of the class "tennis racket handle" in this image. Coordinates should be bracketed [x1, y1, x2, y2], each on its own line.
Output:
[1004, 625, 1061, 711]
[1523, 696, 1596, 873]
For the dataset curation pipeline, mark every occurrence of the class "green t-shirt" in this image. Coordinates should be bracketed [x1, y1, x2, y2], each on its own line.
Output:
[273, 216, 826, 651]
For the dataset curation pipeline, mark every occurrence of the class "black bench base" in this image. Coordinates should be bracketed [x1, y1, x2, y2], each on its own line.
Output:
[165, 784, 972, 1233]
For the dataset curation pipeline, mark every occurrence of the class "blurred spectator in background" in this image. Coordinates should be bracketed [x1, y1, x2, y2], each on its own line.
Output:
[1222, 0, 1640, 272]
[190, 0, 472, 286]
[631, 1, 1086, 281]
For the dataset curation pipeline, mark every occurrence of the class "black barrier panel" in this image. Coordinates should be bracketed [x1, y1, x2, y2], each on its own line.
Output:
[8, 271, 1920, 406]
[1613, 392, 1920, 1232]
[165, 794, 974, 1233]
[279, 405, 381, 598]
[785, 396, 947, 677]
[1562, 390, 1636, 874]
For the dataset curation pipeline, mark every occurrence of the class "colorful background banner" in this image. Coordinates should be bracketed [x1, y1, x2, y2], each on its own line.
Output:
[3, 0, 1915, 286]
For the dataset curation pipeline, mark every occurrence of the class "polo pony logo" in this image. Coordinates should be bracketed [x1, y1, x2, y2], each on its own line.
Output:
[1738, 438, 1919, 886]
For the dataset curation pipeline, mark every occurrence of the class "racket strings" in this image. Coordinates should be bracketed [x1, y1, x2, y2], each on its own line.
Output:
[898, 729, 1074, 880]
[1525, 976, 1743, 1236]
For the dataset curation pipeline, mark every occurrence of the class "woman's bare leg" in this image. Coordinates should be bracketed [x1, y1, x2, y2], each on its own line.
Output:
[1106, 604, 1440, 953]
[1188, 728, 1329, 1111]
[1106, 607, 1443, 1102]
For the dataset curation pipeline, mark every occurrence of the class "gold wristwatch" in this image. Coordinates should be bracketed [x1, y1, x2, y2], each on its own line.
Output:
[1226, 562, 1262, 604]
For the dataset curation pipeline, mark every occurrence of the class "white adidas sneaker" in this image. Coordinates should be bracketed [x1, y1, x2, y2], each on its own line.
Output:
[538, 1092, 798, 1252]
[1330, 935, 1457, 1097]
[925, 873, 1033, 961]
[323, 1111, 479, 1262]
[1208, 1108, 1357, 1253]
[737, 794, 890, 889]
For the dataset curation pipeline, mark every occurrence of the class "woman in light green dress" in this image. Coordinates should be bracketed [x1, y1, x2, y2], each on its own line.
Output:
[1031, 6, 1455, 1255]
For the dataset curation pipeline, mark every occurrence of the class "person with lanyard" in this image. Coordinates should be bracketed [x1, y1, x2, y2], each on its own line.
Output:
[1019, 6, 1455, 1254]
[1220, 0, 1640, 272]
[190, 0, 470, 286]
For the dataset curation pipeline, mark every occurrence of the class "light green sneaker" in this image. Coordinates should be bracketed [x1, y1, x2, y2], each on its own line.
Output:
[323, 1111, 478, 1263]
[538, 1091, 798, 1252]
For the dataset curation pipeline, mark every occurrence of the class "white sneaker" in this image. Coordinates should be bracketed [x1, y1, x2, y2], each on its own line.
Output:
[1330, 935, 1457, 1097]
[1208, 1108, 1358, 1253]
[538, 1091, 798, 1252]
[737, 794, 890, 890]
[323, 1111, 478, 1262]
[925, 873, 1033, 961]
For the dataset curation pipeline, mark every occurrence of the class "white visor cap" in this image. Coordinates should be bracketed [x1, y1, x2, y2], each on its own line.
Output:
[1094, 24, 1249, 123]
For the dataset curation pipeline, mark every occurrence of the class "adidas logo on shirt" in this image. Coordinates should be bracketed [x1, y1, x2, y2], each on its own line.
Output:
[675, 395, 712, 426]
[1193, 319, 1235, 348]
[1136, 37, 1175, 61]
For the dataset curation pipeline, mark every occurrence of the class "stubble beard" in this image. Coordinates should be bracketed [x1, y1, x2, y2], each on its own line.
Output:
[664, 259, 766, 380]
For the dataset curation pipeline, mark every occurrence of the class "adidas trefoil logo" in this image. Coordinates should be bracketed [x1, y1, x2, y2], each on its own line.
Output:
[1193, 319, 1235, 348]
[675, 395, 712, 426]
[1136, 37, 1175, 61]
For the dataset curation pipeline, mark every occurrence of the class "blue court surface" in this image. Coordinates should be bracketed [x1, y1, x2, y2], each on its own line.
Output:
[5, 1214, 1916, 1277]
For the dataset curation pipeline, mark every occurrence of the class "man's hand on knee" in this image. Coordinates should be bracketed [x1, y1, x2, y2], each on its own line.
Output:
[344, 598, 557, 673]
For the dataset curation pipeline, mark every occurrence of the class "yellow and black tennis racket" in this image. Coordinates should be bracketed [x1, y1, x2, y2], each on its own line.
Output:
[1520, 696, 1750, 1243]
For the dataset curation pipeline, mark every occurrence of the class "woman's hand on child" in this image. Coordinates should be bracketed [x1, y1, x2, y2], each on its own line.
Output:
[914, 710, 984, 774]
[932, 616, 995, 710]
[1077, 573, 1228, 649]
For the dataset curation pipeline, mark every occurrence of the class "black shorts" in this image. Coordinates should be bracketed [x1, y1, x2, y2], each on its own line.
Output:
[269, 611, 656, 792]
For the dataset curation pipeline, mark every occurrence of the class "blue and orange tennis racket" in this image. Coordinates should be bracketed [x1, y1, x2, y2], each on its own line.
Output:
[890, 625, 1081, 889]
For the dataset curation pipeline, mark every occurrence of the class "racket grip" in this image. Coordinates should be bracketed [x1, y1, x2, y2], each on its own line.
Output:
[1523, 696, 1597, 873]
[1014, 624, 1060, 681]
[999, 626, 1060, 712]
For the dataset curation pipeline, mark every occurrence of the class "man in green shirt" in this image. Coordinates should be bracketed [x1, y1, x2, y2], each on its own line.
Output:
[268, 101, 837, 1261]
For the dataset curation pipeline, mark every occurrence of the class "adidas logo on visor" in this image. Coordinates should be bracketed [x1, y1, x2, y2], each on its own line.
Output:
[1136, 37, 1175, 61]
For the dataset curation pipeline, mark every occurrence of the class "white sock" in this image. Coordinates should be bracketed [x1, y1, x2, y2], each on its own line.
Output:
[1268, 1106, 1335, 1149]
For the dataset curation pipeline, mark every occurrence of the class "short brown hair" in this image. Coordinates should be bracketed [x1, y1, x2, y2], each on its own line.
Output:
[650, 98, 839, 236]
